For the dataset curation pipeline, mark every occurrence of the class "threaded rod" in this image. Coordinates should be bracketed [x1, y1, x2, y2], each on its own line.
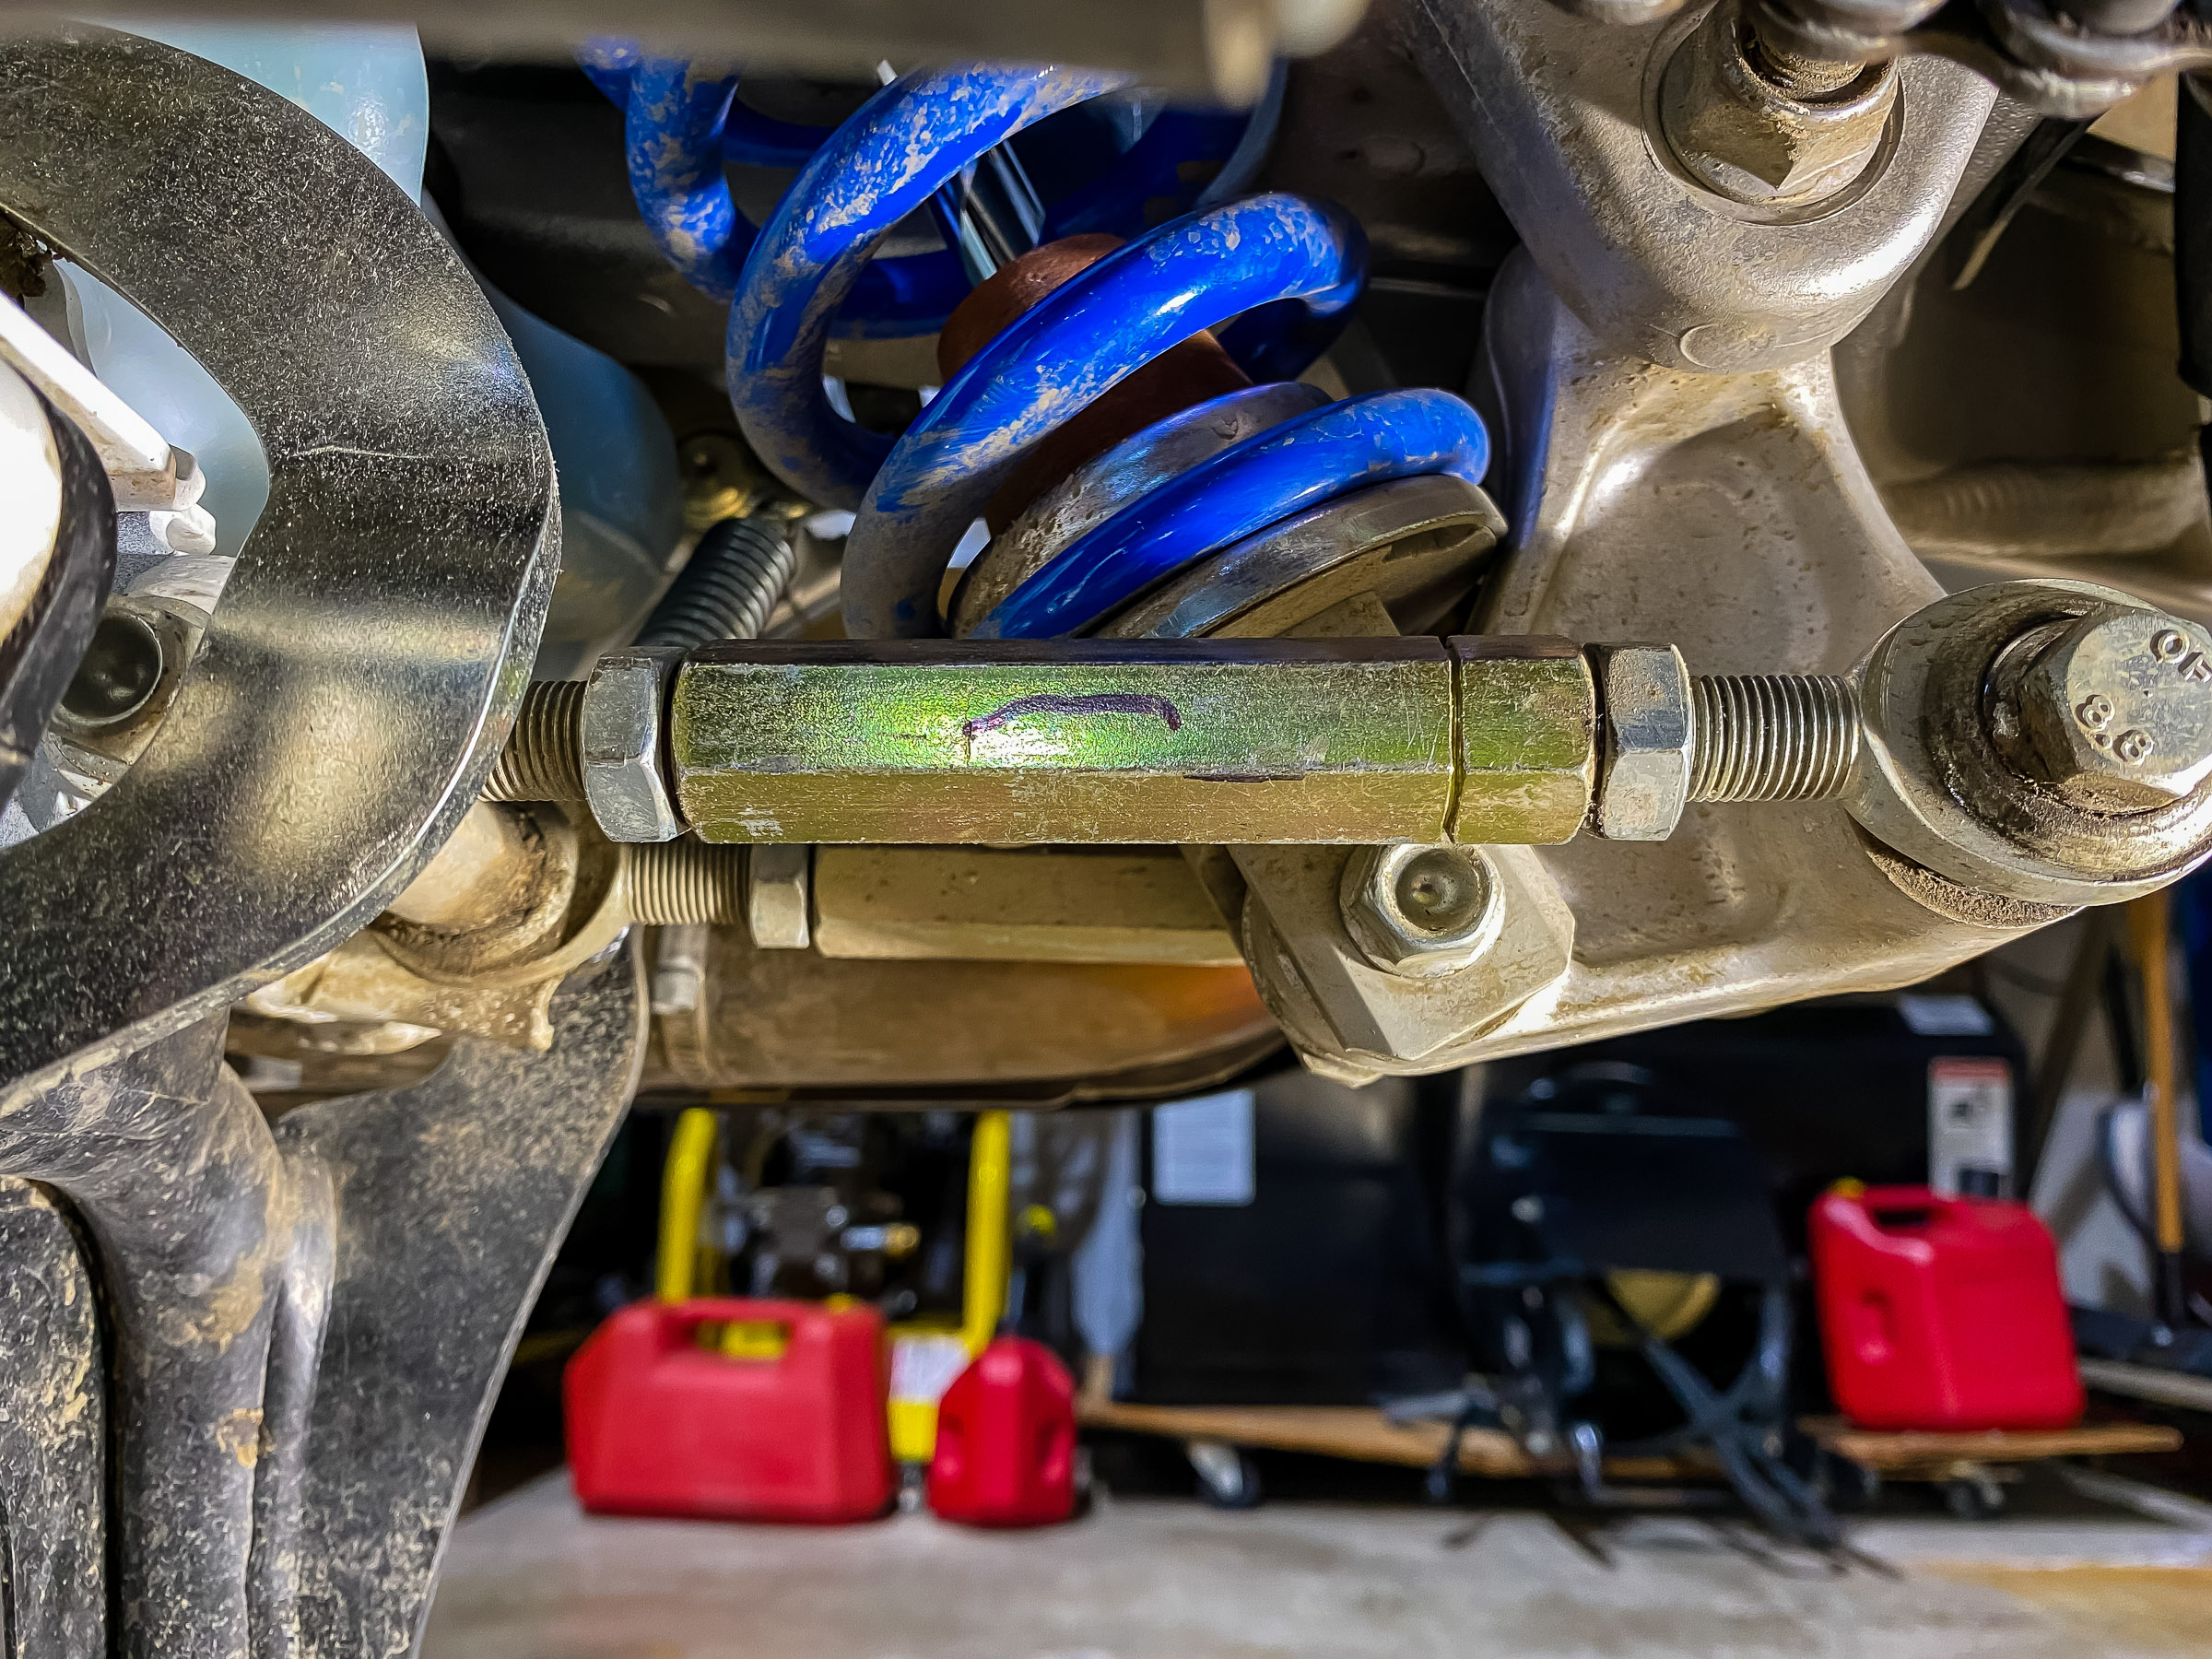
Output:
[638, 516, 796, 649]
[623, 840, 747, 924]
[1688, 674, 1860, 802]
[485, 680, 587, 803]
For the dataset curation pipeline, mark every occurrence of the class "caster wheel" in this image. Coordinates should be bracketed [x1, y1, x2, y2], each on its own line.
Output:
[1943, 1476, 2006, 1520]
[1185, 1438, 1263, 1510]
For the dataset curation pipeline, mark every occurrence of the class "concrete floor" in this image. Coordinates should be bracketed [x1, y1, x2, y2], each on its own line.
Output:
[424, 1473, 2212, 1658]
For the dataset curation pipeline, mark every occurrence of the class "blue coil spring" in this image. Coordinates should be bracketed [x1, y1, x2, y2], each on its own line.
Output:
[588, 57, 1494, 641]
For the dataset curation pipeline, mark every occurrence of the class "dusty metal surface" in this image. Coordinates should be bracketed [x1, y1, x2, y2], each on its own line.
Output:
[1426, 252, 2058, 1070]
[0, 28, 558, 1098]
[1407, 0, 1995, 372]
[812, 846, 1243, 965]
[277, 947, 646, 1659]
[0, 1178, 103, 1659]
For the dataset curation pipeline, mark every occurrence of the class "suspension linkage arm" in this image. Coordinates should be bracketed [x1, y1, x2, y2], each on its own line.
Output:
[495, 632, 1866, 849]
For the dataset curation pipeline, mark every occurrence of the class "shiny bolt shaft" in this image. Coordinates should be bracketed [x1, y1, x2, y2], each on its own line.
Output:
[1688, 674, 1861, 802]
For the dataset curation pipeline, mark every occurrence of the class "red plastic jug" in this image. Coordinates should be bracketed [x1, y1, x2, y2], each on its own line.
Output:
[925, 1335, 1078, 1527]
[565, 1297, 893, 1523]
[1809, 1185, 2082, 1431]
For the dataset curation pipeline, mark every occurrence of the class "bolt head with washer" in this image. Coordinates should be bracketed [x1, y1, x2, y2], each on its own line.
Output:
[1338, 842, 1504, 979]
[2008, 606, 2212, 812]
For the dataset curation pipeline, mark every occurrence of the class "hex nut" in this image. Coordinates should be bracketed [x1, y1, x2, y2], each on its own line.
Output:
[1659, 0, 1896, 207]
[1589, 642, 1693, 841]
[582, 646, 687, 844]
[747, 842, 814, 949]
[2004, 607, 2212, 812]
[1338, 842, 1504, 979]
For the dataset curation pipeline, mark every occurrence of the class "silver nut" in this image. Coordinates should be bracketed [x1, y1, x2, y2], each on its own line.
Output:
[1338, 842, 1503, 979]
[1590, 642, 1693, 841]
[747, 842, 814, 949]
[2014, 607, 2212, 811]
[1659, 0, 1895, 207]
[582, 646, 686, 843]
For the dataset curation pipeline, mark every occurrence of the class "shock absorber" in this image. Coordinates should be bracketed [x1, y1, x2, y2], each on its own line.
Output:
[588, 57, 1496, 641]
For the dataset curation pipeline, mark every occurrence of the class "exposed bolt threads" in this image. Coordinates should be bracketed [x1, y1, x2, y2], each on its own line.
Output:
[622, 840, 748, 925]
[636, 516, 796, 649]
[484, 679, 587, 803]
[1741, 13, 1867, 99]
[1688, 675, 1861, 802]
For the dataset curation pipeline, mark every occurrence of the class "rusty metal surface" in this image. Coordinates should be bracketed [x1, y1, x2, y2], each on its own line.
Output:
[277, 947, 646, 1659]
[0, 1178, 103, 1659]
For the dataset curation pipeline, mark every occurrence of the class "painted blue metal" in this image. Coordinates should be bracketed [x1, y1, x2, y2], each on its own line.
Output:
[623, 54, 749, 301]
[727, 64, 1135, 512]
[836, 193, 1369, 637]
[974, 389, 1491, 639]
[577, 38, 831, 167]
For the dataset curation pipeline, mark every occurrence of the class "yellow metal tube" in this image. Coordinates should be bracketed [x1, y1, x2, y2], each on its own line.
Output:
[656, 1107, 719, 1302]
[960, 1110, 1013, 1354]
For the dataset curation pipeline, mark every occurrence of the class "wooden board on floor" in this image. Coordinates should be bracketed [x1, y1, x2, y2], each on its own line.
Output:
[1077, 1399, 1693, 1480]
[1803, 1417, 2181, 1476]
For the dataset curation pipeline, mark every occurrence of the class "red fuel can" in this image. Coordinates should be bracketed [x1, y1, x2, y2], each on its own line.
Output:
[1809, 1185, 2082, 1431]
[566, 1297, 894, 1523]
[925, 1335, 1078, 1527]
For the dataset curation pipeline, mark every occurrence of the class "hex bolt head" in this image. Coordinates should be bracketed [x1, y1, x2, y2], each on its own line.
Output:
[1338, 842, 1504, 980]
[582, 646, 688, 842]
[2005, 606, 2212, 811]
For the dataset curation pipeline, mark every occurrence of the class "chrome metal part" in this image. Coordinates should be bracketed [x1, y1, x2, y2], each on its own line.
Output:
[582, 646, 686, 843]
[1848, 580, 2212, 905]
[1407, 0, 1996, 371]
[1338, 841, 1506, 977]
[1589, 643, 1694, 841]
[746, 842, 816, 948]
[953, 382, 1331, 637]
[0, 28, 559, 1094]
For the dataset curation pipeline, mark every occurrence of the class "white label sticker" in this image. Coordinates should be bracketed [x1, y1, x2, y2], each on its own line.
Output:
[1152, 1088, 1256, 1206]
[888, 1333, 971, 1406]
[1929, 1056, 2014, 1197]
[1899, 994, 1995, 1037]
